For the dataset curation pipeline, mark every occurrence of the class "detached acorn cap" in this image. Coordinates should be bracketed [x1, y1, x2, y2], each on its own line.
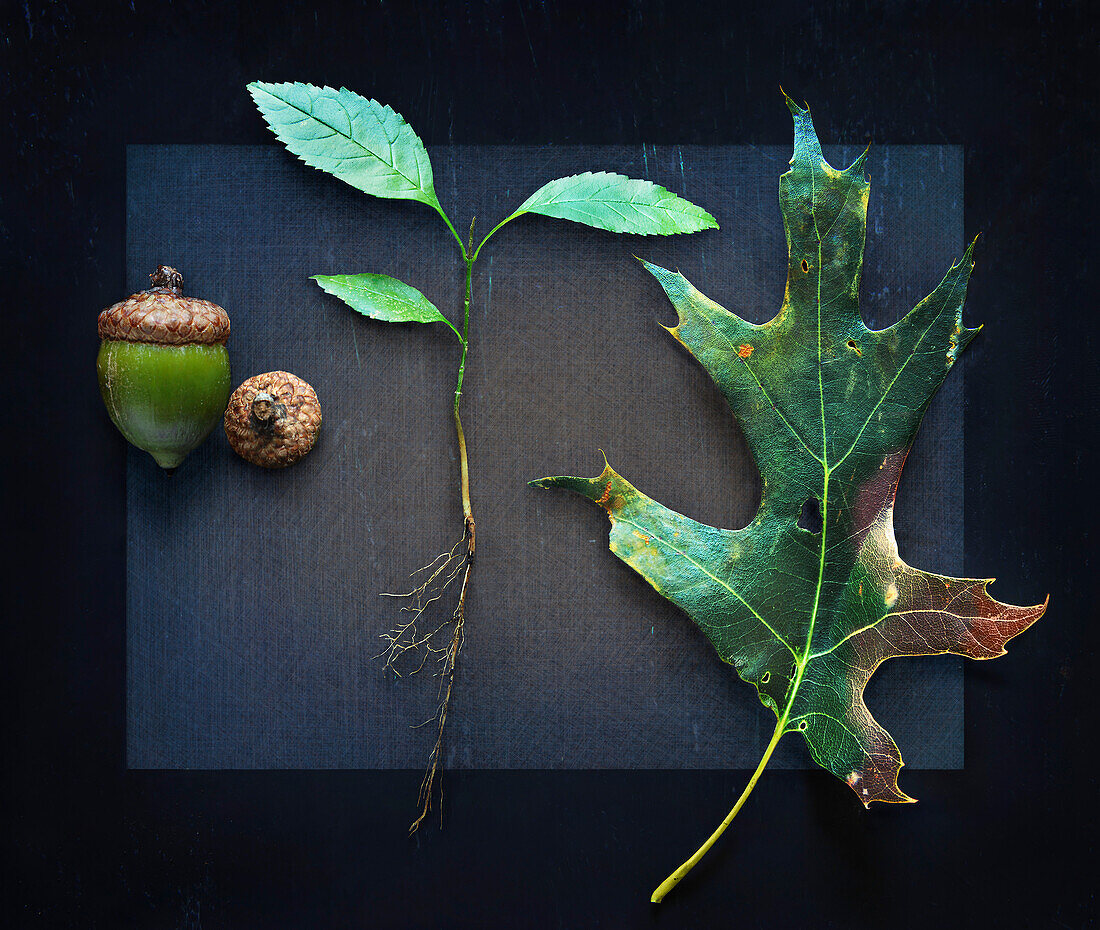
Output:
[98, 266, 230, 346]
[224, 371, 321, 468]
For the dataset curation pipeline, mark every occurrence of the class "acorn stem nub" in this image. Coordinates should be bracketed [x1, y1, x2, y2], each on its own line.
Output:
[250, 391, 285, 432]
[149, 265, 184, 293]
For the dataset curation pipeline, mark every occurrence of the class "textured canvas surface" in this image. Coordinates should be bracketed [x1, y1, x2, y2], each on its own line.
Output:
[126, 143, 964, 769]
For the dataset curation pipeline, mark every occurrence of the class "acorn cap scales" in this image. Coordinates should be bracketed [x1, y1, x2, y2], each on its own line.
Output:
[98, 265, 230, 346]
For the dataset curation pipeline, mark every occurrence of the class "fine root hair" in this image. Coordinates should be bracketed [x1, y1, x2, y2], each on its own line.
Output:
[377, 517, 475, 834]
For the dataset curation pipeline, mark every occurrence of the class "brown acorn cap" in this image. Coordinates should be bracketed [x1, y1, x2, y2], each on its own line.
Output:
[98, 266, 230, 346]
[224, 371, 321, 468]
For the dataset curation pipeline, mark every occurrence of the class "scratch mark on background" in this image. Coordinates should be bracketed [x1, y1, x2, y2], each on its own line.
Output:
[516, 1, 539, 70]
[350, 315, 361, 369]
[485, 255, 494, 323]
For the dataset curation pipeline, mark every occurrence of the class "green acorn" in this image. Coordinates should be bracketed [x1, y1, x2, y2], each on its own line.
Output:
[97, 266, 231, 472]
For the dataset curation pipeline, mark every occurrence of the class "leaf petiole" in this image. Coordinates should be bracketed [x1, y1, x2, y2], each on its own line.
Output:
[471, 213, 520, 262]
[434, 202, 469, 263]
[651, 714, 787, 904]
[441, 316, 464, 343]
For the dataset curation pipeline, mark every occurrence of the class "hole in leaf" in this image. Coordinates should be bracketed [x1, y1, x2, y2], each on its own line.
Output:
[798, 720, 808, 731]
[760, 671, 771, 684]
[801, 259, 810, 273]
[798, 497, 823, 534]
[846, 338, 862, 356]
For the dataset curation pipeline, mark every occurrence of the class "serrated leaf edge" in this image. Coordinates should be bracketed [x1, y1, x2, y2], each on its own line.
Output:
[247, 81, 441, 209]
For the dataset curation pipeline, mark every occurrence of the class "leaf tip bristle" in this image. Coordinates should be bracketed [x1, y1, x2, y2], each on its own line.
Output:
[661, 321, 685, 344]
[781, 86, 807, 117]
[846, 145, 870, 177]
[779, 84, 805, 111]
[1031, 593, 1051, 618]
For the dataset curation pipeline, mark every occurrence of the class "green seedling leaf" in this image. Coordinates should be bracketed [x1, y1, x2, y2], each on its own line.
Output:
[312, 273, 460, 339]
[533, 94, 1046, 901]
[505, 171, 718, 235]
[248, 81, 443, 212]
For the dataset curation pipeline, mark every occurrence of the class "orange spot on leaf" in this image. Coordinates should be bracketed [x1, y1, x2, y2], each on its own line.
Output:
[738, 344, 754, 359]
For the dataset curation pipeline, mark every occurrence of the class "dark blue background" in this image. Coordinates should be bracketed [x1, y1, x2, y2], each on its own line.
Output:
[123, 142, 968, 773]
[4, 2, 1094, 927]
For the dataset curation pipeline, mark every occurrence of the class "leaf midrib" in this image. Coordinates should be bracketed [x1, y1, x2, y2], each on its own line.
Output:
[537, 194, 702, 215]
[624, 165, 839, 714]
[781, 163, 832, 732]
[743, 160, 939, 732]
